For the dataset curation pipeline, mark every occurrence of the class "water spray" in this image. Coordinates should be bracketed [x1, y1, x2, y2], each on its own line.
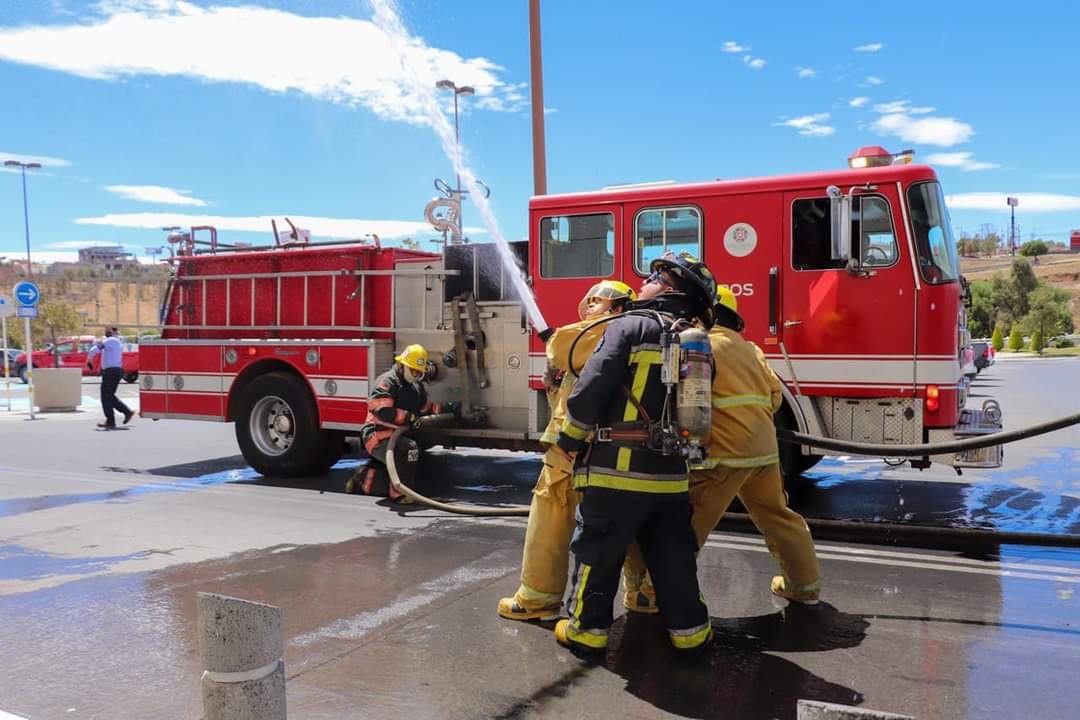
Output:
[369, 0, 550, 336]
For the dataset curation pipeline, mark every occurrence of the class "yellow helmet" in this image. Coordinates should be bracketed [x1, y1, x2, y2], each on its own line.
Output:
[394, 344, 429, 372]
[714, 285, 745, 331]
[715, 285, 738, 314]
[587, 280, 637, 303]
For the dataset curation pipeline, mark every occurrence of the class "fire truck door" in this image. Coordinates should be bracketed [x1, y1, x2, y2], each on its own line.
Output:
[781, 189, 915, 389]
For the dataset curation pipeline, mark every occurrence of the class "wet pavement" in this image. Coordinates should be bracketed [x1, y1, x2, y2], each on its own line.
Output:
[0, 360, 1077, 718]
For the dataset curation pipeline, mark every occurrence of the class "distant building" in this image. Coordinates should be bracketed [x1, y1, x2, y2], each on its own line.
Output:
[78, 246, 138, 272]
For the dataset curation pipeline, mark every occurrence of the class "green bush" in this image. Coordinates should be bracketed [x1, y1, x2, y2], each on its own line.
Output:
[1030, 330, 1044, 353]
[991, 326, 1004, 351]
[1007, 327, 1023, 351]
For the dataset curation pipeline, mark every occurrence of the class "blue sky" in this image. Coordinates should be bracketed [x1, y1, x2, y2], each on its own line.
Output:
[2, 0, 1079, 265]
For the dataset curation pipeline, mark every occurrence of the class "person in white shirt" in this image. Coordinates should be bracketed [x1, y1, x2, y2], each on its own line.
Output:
[86, 327, 133, 429]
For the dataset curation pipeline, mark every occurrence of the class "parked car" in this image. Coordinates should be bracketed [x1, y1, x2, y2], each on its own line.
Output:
[962, 344, 977, 380]
[972, 341, 995, 372]
[2, 348, 20, 378]
[12, 335, 139, 384]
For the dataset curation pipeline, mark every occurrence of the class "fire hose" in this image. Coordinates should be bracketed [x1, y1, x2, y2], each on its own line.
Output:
[383, 412, 1080, 544]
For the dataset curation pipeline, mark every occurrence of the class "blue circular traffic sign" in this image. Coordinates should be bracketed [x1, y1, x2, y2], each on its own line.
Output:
[13, 280, 40, 307]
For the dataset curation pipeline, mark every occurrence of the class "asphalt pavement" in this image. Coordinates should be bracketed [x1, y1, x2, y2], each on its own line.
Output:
[0, 360, 1077, 719]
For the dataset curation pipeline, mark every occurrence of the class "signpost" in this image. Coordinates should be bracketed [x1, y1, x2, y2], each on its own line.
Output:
[0, 295, 13, 412]
[13, 280, 40, 419]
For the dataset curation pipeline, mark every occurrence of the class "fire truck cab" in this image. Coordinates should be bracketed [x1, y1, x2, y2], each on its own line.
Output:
[140, 148, 1003, 480]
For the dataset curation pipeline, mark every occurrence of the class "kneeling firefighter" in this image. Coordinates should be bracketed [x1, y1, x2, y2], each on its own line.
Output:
[622, 286, 822, 606]
[554, 251, 717, 654]
[348, 344, 460, 502]
[497, 280, 636, 622]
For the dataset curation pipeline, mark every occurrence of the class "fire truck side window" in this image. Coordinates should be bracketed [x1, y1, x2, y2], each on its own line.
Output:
[792, 198, 845, 271]
[634, 207, 702, 274]
[539, 213, 615, 278]
[792, 196, 897, 270]
[855, 196, 898, 268]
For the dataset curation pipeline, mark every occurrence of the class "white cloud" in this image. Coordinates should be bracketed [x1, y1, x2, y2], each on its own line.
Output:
[721, 41, 748, 53]
[872, 112, 973, 147]
[795, 66, 816, 78]
[855, 42, 884, 53]
[743, 55, 766, 70]
[945, 193, 1080, 212]
[74, 212, 485, 240]
[0, 0, 524, 125]
[42, 240, 103, 249]
[773, 113, 835, 137]
[849, 96, 870, 108]
[864, 76, 884, 86]
[926, 152, 999, 172]
[0, 151, 70, 167]
[105, 184, 209, 206]
[874, 100, 935, 115]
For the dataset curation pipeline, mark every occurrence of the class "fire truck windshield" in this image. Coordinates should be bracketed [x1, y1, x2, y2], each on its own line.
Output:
[907, 181, 959, 284]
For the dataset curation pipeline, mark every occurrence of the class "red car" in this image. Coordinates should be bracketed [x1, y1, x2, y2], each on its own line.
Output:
[13, 335, 139, 385]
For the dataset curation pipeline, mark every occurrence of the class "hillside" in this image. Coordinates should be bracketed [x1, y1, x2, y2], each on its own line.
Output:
[960, 252, 1080, 330]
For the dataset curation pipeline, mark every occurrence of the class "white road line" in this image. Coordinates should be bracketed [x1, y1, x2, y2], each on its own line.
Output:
[704, 540, 1080, 584]
[711, 532, 1080, 576]
[0, 710, 30, 719]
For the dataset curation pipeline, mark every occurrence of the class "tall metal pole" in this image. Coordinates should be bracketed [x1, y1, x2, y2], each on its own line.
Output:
[19, 166, 33, 277]
[1010, 205, 1016, 256]
[529, 0, 548, 195]
[453, 91, 462, 197]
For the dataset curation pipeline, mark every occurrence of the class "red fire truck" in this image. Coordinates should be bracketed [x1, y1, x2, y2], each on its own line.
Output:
[139, 147, 1003, 480]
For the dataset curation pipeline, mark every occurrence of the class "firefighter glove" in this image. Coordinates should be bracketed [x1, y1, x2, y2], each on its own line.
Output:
[410, 414, 424, 430]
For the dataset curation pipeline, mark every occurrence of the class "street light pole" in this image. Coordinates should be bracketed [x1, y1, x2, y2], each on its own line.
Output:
[4, 160, 42, 278]
[4, 159, 42, 420]
[435, 79, 475, 228]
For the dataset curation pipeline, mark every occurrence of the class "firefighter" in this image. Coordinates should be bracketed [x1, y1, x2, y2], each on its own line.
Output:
[348, 344, 460, 502]
[497, 280, 636, 622]
[623, 285, 822, 606]
[553, 251, 717, 654]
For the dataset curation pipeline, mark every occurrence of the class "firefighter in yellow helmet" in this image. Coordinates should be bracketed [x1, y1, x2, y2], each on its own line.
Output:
[623, 285, 821, 607]
[349, 344, 460, 502]
[497, 280, 636, 621]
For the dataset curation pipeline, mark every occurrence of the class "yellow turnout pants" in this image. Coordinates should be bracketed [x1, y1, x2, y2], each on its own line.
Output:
[625, 463, 820, 593]
[512, 448, 580, 610]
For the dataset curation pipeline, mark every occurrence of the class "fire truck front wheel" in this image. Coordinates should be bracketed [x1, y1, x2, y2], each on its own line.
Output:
[236, 371, 326, 478]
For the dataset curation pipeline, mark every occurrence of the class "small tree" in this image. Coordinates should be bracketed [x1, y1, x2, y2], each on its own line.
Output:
[1020, 240, 1049, 258]
[1007, 327, 1023, 351]
[1030, 329, 1044, 354]
[991, 326, 1004, 351]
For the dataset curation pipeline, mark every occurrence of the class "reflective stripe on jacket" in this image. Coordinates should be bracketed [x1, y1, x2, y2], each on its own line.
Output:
[693, 326, 783, 469]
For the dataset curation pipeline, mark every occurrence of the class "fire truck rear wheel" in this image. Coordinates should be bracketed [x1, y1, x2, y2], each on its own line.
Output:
[776, 405, 811, 488]
[236, 371, 326, 478]
[123, 372, 139, 384]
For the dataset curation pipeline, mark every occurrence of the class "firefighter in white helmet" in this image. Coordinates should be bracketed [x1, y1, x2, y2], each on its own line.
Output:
[623, 285, 822, 607]
[348, 344, 460, 502]
[497, 280, 636, 621]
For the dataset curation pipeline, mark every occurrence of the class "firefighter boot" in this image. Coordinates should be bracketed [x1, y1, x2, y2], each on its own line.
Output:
[554, 619, 607, 656]
[497, 597, 561, 622]
[621, 550, 659, 614]
[771, 576, 821, 605]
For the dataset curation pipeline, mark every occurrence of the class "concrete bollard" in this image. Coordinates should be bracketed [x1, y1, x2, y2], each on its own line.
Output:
[797, 700, 914, 720]
[198, 592, 286, 720]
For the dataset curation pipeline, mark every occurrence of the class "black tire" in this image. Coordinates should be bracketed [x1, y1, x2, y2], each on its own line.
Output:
[123, 372, 139, 384]
[311, 430, 347, 474]
[234, 371, 327, 478]
[17, 364, 28, 384]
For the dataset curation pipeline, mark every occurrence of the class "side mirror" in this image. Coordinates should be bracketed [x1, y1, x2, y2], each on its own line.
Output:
[827, 185, 851, 263]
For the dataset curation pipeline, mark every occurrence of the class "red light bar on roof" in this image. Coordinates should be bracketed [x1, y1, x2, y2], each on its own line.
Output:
[848, 146, 915, 169]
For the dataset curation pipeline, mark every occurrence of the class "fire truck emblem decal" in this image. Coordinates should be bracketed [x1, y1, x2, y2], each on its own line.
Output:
[324, 379, 338, 396]
[723, 222, 757, 258]
[173, 375, 184, 391]
[142, 375, 153, 391]
[507, 354, 521, 370]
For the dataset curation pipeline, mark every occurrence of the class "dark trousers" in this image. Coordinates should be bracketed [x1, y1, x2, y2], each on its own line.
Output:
[358, 436, 419, 499]
[100, 367, 131, 425]
[567, 487, 709, 643]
